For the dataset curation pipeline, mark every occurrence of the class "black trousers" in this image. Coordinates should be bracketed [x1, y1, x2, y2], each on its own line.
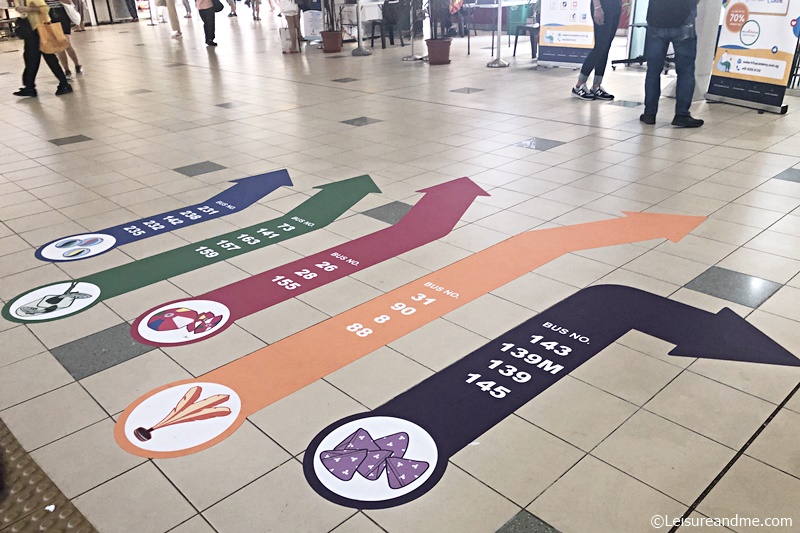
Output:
[580, 3, 621, 79]
[22, 29, 68, 90]
[199, 8, 215, 42]
[125, 0, 139, 19]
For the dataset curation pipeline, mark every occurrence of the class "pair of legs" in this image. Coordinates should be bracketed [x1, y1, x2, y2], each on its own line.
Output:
[575, 3, 620, 92]
[643, 27, 696, 118]
[57, 38, 81, 76]
[252, 0, 260, 19]
[199, 7, 216, 44]
[73, 0, 86, 30]
[227, 0, 237, 15]
[124, 0, 139, 20]
[164, 0, 182, 35]
[182, 0, 192, 16]
[285, 12, 301, 52]
[21, 30, 69, 92]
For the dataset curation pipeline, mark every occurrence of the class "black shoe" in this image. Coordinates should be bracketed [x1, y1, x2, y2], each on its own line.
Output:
[639, 113, 656, 125]
[571, 84, 595, 101]
[55, 84, 73, 96]
[672, 114, 704, 128]
[591, 86, 615, 100]
[206, 40, 218, 46]
[13, 87, 37, 97]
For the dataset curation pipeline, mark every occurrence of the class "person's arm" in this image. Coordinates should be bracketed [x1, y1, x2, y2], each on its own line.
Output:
[592, 0, 604, 25]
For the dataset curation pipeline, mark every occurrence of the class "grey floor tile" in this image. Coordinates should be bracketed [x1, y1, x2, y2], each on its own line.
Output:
[51, 323, 155, 380]
[773, 168, 800, 183]
[173, 161, 227, 177]
[452, 87, 484, 93]
[325, 55, 347, 59]
[497, 510, 561, 533]
[361, 201, 413, 224]
[49, 135, 92, 146]
[685, 266, 782, 308]
[515, 138, 565, 151]
[332, 77, 359, 83]
[341, 117, 383, 127]
[610, 100, 643, 107]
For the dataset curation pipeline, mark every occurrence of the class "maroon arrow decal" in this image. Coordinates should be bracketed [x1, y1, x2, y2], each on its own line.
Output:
[131, 177, 489, 347]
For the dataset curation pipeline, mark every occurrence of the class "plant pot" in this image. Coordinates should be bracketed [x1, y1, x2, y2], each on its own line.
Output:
[425, 38, 452, 65]
[321, 31, 343, 53]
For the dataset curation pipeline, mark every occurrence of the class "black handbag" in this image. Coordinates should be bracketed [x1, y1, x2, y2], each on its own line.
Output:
[212, 0, 225, 12]
[14, 17, 34, 40]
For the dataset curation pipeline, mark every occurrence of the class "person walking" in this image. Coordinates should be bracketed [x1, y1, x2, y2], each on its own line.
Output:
[12, 0, 72, 97]
[571, 0, 621, 101]
[164, 0, 183, 37]
[197, 0, 217, 45]
[227, 0, 237, 16]
[182, 0, 192, 17]
[640, 0, 703, 127]
[55, 0, 84, 77]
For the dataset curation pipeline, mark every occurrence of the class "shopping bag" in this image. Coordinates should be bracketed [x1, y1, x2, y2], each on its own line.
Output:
[279, 0, 297, 15]
[61, 1, 82, 25]
[279, 26, 293, 52]
[212, 0, 225, 12]
[37, 22, 70, 54]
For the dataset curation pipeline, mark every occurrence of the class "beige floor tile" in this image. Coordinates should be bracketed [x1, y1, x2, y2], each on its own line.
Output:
[452, 415, 584, 506]
[692, 218, 762, 247]
[105, 281, 192, 321]
[439, 223, 511, 253]
[389, 317, 490, 371]
[623, 250, 710, 286]
[571, 343, 683, 406]
[745, 408, 800, 479]
[717, 248, 800, 284]
[156, 421, 292, 510]
[331, 512, 384, 533]
[120, 232, 191, 260]
[492, 273, 578, 313]
[26, 303, 123, 350]
[168, 261, 250, 297]
[163, 324, 265, 376]
[0, 352, 73, 411]
[225, 242, 304, 276]
[517, 375, 638, 451]
[656, 234, 738, 266]
[0, 325, 45, 367]
[237, 298, 329, 344]
[759, 285, 800, 322]
[698, 456, 800, 533]
[593, 410, 735, 505]
[168, 515, 217, 533]
[73, 462, 195, 533]
[249, 379, 365, 454]
[326, 346, 433, 408]
[31, 418, 145, 498]
[0, 382, 105, 450]
[280, 228, 350, 258]
[534, 253, 617, 288]
[528, 455, 686, 533]
[80, 350, 193, 415]
[670, 288, 752, 317]
[397, 239, 472, 271]
[204, 460, 354, 533]
[366, 462, 519, 533]
[349, 258, 430, 293]
[443, 293, 536, 341]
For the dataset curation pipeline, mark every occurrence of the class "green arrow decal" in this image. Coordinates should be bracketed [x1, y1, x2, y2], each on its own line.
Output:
[2, 175, 380, 324]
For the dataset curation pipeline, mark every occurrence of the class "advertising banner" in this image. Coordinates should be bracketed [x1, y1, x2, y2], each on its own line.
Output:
[707, 0, 800, 111]
[538, 0, 595, 65]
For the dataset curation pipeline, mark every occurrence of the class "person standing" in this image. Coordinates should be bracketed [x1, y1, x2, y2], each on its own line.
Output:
[12, 0, 72, 97]
[197, 0, 217, 45]
[55, 0, 84, 77]
[571, 0, 621, 101]
[640, 0, 703, 127]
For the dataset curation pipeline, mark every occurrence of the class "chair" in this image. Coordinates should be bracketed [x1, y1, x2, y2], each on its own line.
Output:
[370, 0, 405, 49]
[512, 23, 539, 58]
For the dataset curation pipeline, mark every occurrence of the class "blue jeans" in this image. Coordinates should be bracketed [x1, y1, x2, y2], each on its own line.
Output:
[644, 25, 697, 116]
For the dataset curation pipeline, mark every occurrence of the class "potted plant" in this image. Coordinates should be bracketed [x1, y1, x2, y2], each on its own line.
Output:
[426, 0, 452, 64]
[321, 0, 344, 52]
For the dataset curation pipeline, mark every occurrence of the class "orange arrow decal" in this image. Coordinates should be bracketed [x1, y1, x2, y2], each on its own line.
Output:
[115, 211, 705, 458]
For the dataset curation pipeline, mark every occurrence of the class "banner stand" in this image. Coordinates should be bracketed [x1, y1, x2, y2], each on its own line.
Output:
[704, 92, 789, 114]
[537, 0, 595, 68]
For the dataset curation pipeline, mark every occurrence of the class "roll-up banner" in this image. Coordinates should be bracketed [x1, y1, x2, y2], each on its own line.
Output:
[538, 0, 596, 66]
[706, 0, 800, 113]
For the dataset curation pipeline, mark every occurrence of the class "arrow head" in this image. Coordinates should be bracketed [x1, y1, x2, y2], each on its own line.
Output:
[314, 175, 381, 196]
[669, 308, 800, 367]
[416, 177, 490, 200]
[229, 169, 293, 189]
[621, 211, 706, 243]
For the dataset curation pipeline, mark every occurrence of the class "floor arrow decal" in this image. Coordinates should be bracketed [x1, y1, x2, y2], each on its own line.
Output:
[114, 211, 706, 459]
[35, 169, 292, 262]
[2, 175, 380, 324]
[303, 284, 800, 509]
[130, 177, 489, 347]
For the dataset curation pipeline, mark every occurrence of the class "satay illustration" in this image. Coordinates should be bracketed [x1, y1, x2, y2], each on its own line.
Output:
[133, 386, 231, 442]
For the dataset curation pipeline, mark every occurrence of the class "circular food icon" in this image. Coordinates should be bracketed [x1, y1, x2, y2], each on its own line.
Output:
[308, 416, 438, 505]
[38, 233, 116, 262]
[135, 300, 231, 345]
[123, 382, 241, 453]
[7, 281, 101, 321]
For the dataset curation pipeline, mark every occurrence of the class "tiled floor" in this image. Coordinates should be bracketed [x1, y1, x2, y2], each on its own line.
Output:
[1, 11, 800, 533]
